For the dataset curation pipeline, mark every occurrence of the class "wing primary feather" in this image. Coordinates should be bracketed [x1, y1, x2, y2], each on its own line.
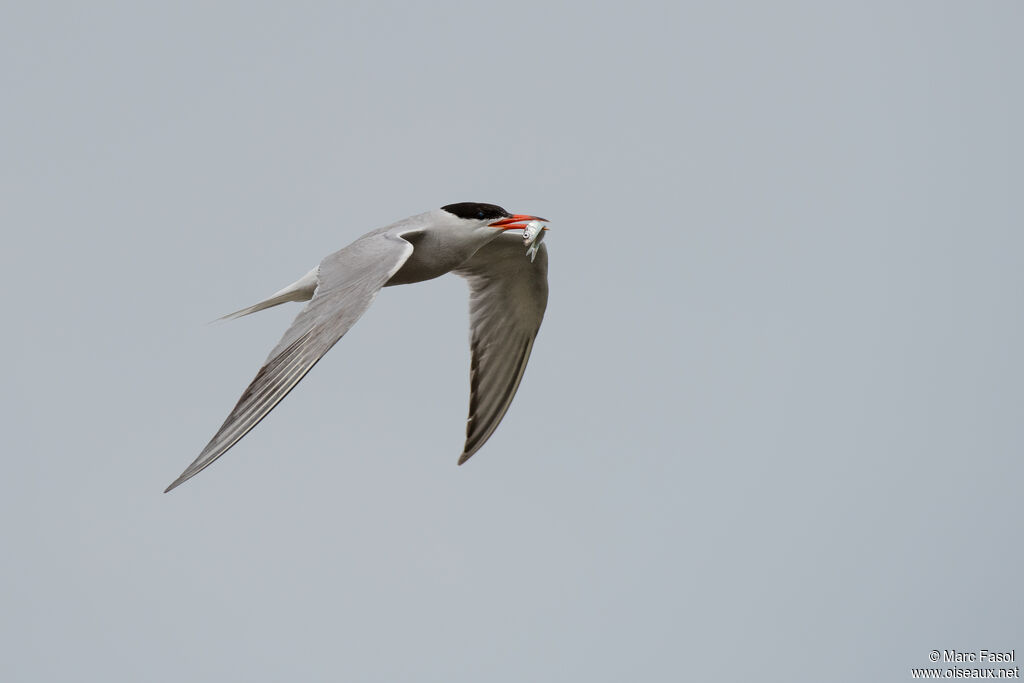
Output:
[212, 339, 314, 442]
[164, 329, 318, 492]
[460, 335, 534, 464]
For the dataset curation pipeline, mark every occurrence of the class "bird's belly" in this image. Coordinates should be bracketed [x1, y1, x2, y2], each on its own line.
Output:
[385, 231, 485, 286]
[385, 255, 453, 286]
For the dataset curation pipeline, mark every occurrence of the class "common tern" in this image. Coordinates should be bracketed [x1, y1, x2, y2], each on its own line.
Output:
[164, 202, 549, 492]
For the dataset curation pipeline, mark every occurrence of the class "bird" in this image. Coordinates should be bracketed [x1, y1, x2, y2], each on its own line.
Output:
[164, 202, 549, 492]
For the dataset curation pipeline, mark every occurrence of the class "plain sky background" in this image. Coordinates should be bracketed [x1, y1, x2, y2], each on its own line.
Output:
[2, 2, 1021, 681]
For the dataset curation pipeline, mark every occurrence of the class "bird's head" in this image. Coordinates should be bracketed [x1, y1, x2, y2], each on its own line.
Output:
[441, 202, 547, 231]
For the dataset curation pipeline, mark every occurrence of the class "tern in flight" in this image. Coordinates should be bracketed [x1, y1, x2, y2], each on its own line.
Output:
[164, 202, 549, 492]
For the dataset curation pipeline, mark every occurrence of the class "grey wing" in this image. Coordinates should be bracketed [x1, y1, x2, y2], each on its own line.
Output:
[165, 230, 417, 492]
[454, 233, 549, 464]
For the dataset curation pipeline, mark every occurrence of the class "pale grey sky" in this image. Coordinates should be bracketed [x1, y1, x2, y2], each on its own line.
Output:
[2, 2, 1022, 681]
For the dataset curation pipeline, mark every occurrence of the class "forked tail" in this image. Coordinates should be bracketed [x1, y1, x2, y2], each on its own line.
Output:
[219, 267, 319, 320]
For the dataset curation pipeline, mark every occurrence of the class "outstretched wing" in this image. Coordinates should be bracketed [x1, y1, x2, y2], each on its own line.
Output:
[454, 233, 548, 464]
[165, 231, 417, 492]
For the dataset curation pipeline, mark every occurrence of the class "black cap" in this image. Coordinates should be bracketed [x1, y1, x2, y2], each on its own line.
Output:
[441, 202, 510, 221]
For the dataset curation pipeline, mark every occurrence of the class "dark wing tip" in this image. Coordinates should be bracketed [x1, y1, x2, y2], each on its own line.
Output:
[163, 469, 195, 493]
